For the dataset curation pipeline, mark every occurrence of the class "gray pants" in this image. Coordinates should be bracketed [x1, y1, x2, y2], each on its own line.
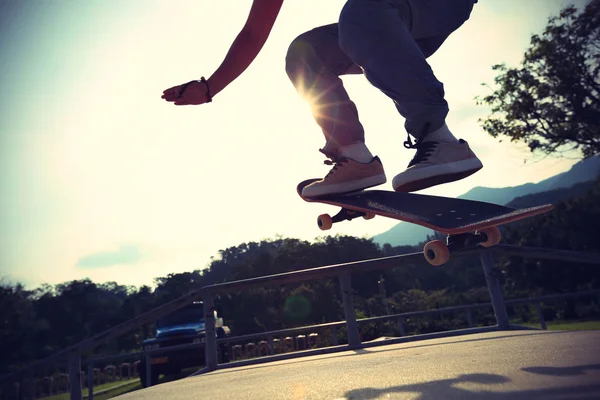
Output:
[285, 0, 477, 158]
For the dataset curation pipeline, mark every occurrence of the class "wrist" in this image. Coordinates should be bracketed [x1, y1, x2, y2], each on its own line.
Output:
[205, 75, 224, 98]
[198, 77, 212, 102]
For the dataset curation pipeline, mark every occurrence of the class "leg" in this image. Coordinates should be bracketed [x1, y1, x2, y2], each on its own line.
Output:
[338, 0, 482, 192]
[338, 0, 477, 138]
[286, 24, 387, 197]
[285, 24, 365, 159]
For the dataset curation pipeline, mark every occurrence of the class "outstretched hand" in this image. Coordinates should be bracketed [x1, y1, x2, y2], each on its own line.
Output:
[161, 80, 211, 106]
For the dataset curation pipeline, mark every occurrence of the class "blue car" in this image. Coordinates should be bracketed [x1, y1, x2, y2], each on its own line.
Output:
[139, 302, 230, 387]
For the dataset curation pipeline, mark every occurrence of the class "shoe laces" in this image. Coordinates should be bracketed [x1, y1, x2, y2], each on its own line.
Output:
[404, 135, 439, 167]
[323, 157, 349, 178]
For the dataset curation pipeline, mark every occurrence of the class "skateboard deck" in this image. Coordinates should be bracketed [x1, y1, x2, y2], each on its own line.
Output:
[297, 178, 554, 235]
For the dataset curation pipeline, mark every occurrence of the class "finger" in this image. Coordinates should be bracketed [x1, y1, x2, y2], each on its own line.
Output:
[162, 86, 189, 100]
[162, 85, 183, 95]
[162, 94, 179, 101]
[163, 87, 189, 101]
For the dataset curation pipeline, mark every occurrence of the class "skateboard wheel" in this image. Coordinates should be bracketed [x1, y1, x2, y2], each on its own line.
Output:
[317, 214, 333, 231]
[423, 240, 450, 266]
[363, 212, 375, 220]
[479, 227, 501, 247]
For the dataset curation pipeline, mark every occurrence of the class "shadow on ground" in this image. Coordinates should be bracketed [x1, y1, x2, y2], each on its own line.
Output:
[522, 364, 600, 377]
[344, 364, 600, 400]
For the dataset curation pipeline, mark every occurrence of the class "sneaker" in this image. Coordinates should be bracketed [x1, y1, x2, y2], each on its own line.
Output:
[302, 156, 387, 198]
[392, 139, 483, 192]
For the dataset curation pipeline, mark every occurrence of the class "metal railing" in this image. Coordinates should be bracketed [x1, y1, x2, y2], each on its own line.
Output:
[198, 245, 599, 372]
[200, 288, 600, 371]
[1, 245, 599, 400]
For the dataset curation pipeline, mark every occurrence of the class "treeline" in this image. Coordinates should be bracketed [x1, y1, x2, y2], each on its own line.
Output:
[2, 179, 600, 375]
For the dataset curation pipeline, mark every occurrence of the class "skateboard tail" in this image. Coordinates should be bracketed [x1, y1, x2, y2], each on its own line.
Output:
[429, 204, 554, 234]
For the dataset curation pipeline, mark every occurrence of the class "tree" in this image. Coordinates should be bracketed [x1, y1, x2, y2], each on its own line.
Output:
[478, 0, 600, 158]
[499, 177, 600, 294]
[0, 282, 41, 373]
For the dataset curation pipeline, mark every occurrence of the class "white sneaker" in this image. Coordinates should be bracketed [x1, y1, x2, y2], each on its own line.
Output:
[392, 139, 483, 192]
[302, 156, 387, 198]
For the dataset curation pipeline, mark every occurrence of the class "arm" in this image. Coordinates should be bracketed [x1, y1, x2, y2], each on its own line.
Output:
[208, 0, 284, 96]
[162, 0, 284, 105]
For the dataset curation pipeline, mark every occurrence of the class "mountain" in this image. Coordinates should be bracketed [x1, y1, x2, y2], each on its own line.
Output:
[458, 155, 600, 203]
[506, 180, 598, 209]
[372, 155, 600, 247]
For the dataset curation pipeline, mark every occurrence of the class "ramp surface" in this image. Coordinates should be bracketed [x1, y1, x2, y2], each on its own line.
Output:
[116, 330, 600, 399]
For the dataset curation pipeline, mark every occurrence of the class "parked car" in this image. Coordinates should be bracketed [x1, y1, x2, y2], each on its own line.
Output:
[139, 302, 230, 387]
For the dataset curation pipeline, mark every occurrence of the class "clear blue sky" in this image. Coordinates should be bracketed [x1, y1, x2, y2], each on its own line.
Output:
[0, 0, 588, 289]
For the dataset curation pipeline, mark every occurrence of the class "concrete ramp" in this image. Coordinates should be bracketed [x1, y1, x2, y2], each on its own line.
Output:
[116, 331, 600, 399]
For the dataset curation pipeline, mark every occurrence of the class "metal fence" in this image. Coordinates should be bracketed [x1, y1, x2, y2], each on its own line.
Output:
[1, 245, 599, 400]
[198, 245, 600, 372]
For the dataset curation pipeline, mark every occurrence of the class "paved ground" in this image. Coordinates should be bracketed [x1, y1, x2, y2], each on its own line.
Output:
[116, 330, 600, 400]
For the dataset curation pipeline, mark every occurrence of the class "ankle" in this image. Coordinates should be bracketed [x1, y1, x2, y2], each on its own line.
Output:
[339, 142, 374, 163]
[424, 123, 458, 143]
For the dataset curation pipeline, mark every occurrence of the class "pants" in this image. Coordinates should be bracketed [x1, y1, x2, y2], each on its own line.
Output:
[285, 0, 477, 158]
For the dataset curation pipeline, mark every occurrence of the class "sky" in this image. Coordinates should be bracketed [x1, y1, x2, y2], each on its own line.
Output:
[0, 0, 590, 290]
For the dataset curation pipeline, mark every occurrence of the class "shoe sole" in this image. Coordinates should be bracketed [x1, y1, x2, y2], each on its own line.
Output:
[302, 175, 387, 198]
[393, 158, 483, 192]
[395, 167, 482, 192]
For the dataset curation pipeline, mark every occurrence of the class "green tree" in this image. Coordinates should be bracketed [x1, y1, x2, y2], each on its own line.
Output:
[478, 0, 600, 158]
[0, 282, 41, 373]
[499, 178, 600, 295]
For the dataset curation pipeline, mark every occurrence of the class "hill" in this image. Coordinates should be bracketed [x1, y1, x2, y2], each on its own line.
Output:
[459, 155, 600, 203]
[372, 155, 600, 247]
[506, 180, 598, 209]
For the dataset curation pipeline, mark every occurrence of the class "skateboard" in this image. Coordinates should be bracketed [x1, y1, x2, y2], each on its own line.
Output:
[297, 179, 554, 266]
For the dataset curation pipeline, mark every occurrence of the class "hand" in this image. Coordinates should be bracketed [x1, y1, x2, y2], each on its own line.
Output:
[161, 80, 211, 106]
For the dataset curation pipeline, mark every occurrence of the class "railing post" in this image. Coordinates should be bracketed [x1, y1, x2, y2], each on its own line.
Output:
[397, 318, 406, 336]
[339, 274, 361, 348]
[13, 381, 20, 400]
[466, 308, 474, 328]
[87, 362, 94, 400]
[534, 302, 547, 330]
[267, 334, 274, 355]
[203, 293, 218, 371]
[145, 354, 152, 387]
[480, 250, 510, 330]
[68, 353, 83, 400]
[26, 370, 35, 400]
[331, 326, 339, 346]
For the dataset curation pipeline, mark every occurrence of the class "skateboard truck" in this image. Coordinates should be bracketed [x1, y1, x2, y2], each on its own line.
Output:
[446, 231, 496, 252]
[422, 228, 502, 266]
[317, 208, 375, 230]
[317, 211, 502, 267]
[317, 210, 502, 266]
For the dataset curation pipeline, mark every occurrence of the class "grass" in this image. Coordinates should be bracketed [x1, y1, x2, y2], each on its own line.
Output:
[38, 378, 140, 400]
[37, 367, 201, 400]
[93, 381, 142, 400]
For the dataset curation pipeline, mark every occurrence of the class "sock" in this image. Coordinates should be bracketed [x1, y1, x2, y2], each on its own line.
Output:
[424, 123, 459, 143]
[339, 142, 374, 163]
